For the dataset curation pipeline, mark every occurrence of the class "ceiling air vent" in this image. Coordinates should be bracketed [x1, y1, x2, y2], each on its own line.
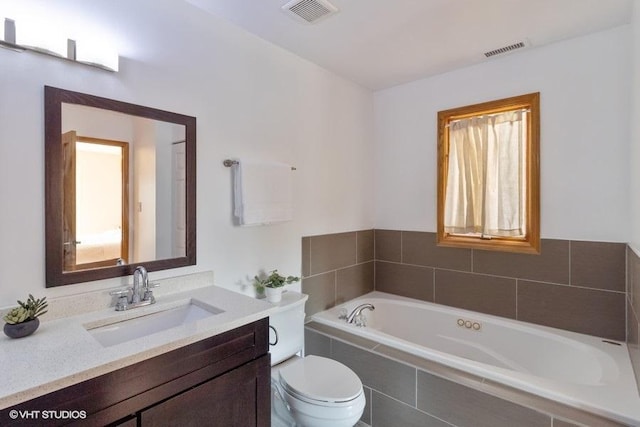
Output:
[282, 0, 339, 24]
[484, 41, 528, 58]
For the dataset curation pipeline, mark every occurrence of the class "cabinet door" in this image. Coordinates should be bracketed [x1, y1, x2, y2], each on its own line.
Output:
[141, 355, 269, 427]
[108, 416, 138, 427]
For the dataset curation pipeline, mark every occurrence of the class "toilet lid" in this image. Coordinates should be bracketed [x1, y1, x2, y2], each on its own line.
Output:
[278, 355, 363, 403]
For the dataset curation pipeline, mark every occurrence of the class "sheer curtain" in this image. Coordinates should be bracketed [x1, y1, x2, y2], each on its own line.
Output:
[444, 110, 526, 237]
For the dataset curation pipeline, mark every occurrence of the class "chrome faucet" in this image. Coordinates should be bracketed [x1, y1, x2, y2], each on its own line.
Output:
[110, 266, 159, 311]
[346, 303, 375, 324]
[132, 266, 148, 303]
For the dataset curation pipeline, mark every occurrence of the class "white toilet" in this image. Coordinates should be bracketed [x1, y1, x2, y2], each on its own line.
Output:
[269, 292, 366, 427]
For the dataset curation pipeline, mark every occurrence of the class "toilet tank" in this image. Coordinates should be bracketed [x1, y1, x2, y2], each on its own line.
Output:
[269, 291, 308, 365]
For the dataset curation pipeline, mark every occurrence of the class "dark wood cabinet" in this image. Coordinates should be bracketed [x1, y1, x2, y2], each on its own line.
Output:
[141, 356, 268, 427]
[1, 319, 270, 427]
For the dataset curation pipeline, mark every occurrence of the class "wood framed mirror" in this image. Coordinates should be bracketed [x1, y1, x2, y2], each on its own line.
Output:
[45, 86, 196, 287]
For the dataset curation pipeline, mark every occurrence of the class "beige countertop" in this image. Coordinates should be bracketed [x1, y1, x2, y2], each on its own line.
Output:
[0, 283, 279, 409]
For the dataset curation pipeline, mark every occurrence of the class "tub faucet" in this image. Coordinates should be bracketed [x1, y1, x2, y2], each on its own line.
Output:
[346, 303, 375, 324]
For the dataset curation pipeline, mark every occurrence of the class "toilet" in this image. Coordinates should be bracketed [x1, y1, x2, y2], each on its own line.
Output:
[269, 292, 365, 427]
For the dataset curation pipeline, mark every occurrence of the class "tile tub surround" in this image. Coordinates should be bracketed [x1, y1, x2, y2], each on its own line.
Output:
[301, 230, 626, 341]
[627, 247, 640, 393]
[375, 230, 626, 341]
[301, 230, 375, 317]
[305, 322, 628, 427]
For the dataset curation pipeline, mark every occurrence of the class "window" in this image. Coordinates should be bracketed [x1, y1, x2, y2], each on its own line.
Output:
[437, 93, 540, 253]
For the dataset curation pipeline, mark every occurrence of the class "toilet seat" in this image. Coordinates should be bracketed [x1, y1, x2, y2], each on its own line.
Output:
[278, 355, 363, 405]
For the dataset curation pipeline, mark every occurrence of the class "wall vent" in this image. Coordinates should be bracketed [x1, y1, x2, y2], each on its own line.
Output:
[484, 41, 528, 58]
[282, 0, 339, 24]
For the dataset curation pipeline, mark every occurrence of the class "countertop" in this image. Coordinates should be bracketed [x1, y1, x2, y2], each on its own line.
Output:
[0, 285, 280, 409]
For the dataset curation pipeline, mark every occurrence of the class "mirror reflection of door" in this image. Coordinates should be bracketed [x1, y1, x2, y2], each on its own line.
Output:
[62, 131, 77, 269]
[172, 141, 186, 257]
[62, 132, 129, 271]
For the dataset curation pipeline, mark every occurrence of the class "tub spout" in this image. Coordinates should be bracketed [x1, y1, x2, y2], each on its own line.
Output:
[346, 303, 375, 324]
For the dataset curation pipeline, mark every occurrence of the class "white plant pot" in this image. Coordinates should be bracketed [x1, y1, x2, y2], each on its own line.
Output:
[265, 287, 283, 303]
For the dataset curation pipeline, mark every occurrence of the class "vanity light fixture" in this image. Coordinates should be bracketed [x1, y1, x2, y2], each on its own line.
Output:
[75, 38, 119, 72]
[0, 17, 119, 72]
[0, 18, 23, 52]
[15, 18, 68, 57]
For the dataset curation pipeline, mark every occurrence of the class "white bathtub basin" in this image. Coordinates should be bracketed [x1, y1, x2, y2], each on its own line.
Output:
[312, 291, 640, 426]
[86, 300, 224, 347]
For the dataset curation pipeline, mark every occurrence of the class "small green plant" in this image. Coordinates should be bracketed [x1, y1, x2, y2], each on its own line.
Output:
[3, 294, 48, 325]
[254, 270, 300, 291]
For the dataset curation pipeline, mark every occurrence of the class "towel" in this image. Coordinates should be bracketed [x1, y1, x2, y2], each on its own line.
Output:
[233, 159, 293, 226]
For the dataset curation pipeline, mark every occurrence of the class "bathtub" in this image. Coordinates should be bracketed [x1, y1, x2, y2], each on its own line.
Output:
[311, 291, 640, 425]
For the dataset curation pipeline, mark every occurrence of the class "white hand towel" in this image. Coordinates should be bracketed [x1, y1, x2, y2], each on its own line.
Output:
[233, 159, 293, 226]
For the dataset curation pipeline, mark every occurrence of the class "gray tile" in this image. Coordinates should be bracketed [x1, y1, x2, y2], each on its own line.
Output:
[301, 272, 336, 317]
[480, 380, 626, 427]
[302, 237, 311, 278]
[434, 269, 517, 319]
[628, 300, 640, 394]
[361, 386, 372, 426]
[473, 239, 569, 284]
[517, 280, 625, 340]
[310, 232, 357, 275]
[375, 261, 434, 302]
[332, 340, 416, 405]
[375, 345, 484, 388]
[304, 328, 331, 358]
[403, 231, 472, 271]
[417, 371, 550, 427]
[371, 391, 450, 427]
[375, 230, 401, 262]
[337, 262, 374, 304]
[552, 420, 582, 427]
[358, 230, 375, 263]
[570, 241, 625, 292]
[305, 322, 379, 350]
[627, 246, 636, 301]
[631, 247, 640, 314]
[627, 246, 633, 297]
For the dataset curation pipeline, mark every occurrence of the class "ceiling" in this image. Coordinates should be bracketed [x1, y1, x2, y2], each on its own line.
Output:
[185, 0, 633, 90]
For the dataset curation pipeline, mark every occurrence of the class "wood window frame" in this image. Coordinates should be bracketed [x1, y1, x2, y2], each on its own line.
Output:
[437, 92, 540, 254]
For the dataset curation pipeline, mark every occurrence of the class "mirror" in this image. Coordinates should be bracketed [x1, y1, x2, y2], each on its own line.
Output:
[45, 86, 196, 287]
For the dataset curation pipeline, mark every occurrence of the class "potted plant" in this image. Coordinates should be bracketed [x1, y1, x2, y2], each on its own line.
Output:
[254, 270, 300, 303]
[3, 294, 48, 339]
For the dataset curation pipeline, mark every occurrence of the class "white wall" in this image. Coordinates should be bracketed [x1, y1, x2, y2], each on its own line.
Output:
[374, 26, 631, 242]
[0, 0, 374, 305]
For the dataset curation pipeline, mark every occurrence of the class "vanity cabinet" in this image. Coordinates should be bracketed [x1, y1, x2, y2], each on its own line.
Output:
[2, 319, 270, 427]
[139, 356, 265, 426]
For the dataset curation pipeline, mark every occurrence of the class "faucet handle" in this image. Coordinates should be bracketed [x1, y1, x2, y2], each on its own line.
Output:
[141, 283, 159, 304]
[109, 288, 130, 297]
[115, 295, 129, 311]
[109, 288, 130, 311]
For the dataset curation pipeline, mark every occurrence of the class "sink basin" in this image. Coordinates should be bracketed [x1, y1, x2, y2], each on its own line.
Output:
[86, 300, 224, 347]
